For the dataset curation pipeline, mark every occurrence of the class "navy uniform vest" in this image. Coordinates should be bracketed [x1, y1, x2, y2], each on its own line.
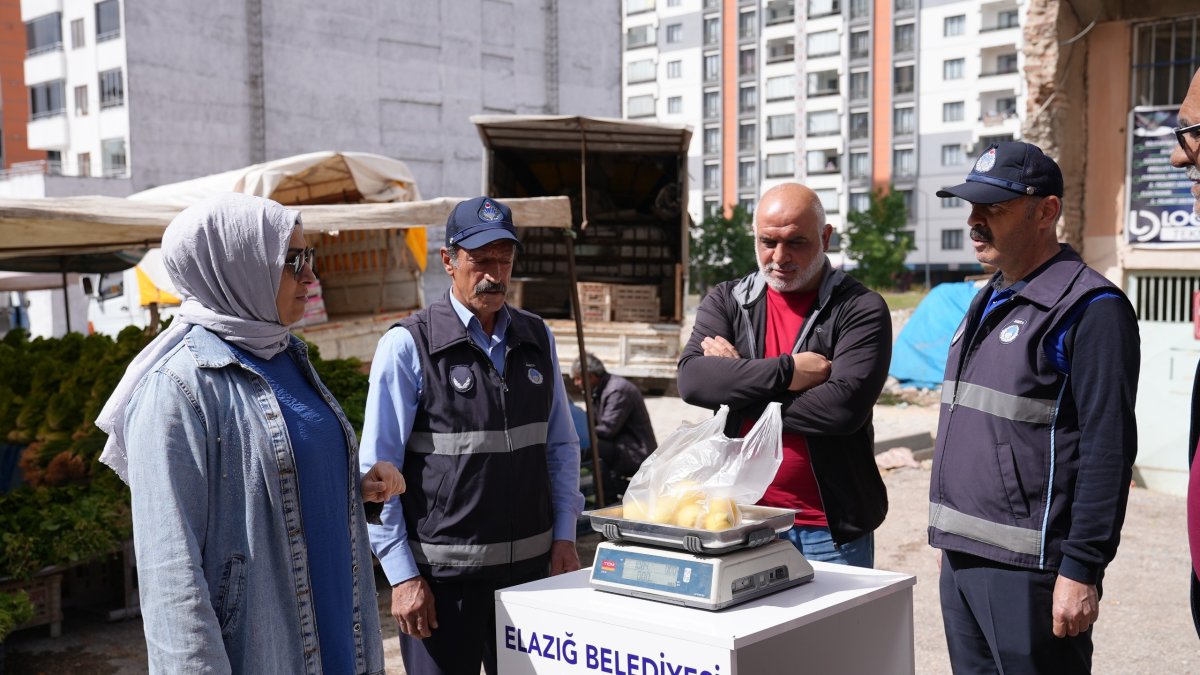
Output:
[398, 296, 555, 581]
[928, 246, 1130, 571]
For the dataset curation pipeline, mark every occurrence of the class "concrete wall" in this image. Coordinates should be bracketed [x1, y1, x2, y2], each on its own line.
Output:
[124, 0, 620, 198]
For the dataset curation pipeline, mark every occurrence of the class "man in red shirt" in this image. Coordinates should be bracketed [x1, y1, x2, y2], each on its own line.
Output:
[677, 183, 892, 566]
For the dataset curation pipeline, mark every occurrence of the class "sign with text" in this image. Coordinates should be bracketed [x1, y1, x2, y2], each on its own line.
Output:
[1126, 106, 1200, 247]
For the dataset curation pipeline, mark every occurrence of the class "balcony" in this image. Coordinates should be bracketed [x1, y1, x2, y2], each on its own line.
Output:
[24, 49, 65, 87]
[26, 113, 68, 150]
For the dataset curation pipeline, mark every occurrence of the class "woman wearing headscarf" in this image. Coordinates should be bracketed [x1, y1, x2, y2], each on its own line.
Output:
[96, 193, 403, 674]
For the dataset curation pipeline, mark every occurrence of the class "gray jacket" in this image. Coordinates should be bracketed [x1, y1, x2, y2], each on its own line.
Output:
[592, 373, 657, 475]
[124, 325, 384, 675]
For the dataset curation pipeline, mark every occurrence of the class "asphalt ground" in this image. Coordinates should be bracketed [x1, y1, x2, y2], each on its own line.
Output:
[5, 398, 1193, 674]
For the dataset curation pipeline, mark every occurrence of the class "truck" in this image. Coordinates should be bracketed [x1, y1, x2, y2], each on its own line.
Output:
[472, 115, 693, 389]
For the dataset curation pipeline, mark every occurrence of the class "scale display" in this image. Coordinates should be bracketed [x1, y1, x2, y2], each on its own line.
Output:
[621, 559, 680, 586]
[593, 547, 714, 598]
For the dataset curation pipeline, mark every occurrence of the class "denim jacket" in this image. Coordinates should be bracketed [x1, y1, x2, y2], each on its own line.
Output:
[124, 326, 385, 675]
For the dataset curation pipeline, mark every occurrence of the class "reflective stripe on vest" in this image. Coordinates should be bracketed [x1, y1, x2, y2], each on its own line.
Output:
[941, 380, 1056, 425]
[407, 422, 550, 456]
[929, 502, 1042, 556]
[408, 528, 554, 567]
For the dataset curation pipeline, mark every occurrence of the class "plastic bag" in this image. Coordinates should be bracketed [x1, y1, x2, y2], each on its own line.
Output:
[621, 403, 783, 530]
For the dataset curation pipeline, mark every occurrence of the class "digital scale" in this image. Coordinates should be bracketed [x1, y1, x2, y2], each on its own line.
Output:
[584, 504, 815, 611]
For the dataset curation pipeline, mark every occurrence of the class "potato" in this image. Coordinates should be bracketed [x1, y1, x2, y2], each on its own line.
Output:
[621, 499, 647, 522]
[701, 497, 741, 531]
[648, 495, 679, 524]
[673, 502, 703, 528]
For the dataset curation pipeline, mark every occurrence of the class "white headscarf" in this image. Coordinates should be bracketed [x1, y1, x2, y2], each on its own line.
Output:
[96, 192, 301, 482]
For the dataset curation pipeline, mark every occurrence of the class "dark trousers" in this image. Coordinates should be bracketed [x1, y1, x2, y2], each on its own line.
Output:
[939, 550, 1093, 675]
[399, 571, 544, 675]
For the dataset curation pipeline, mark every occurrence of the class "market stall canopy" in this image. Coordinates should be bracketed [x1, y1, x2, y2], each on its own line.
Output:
[0, 195, 572, 263]
[128, 151, 422, 206]
[0, 271, 81, 292]
[471, 115, 693, 154]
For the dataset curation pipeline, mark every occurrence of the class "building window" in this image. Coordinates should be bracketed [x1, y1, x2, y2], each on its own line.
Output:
[849, 0, 869, 20]
[704, 90, 720, 118]
[765, 0, 795, 25]
[738, 197, 756, 213]
[765, 74, 795, 101]
[627, 94, 656, 118]
[893, 106, 914, 135]
[998, 9, 1019, 29]
[944, 14, 965, 37]
[25, 13, 62, 55]
[766, 36, 795, 63]
[29, 80, 65, 119]
[738, 123, 756, 152]
[627, 59, 656, 84]
[739, 86, 757, 114]
[667, 96, 682, 114]
[738, 159, 757, 189]
[704, 17, 720, 46]
[941, 196, 963, 208]
[739, 49, 757, 77]
[807, 149, 839, 174]
[703, 163, 720, 191]
[77, 152, 91, 177]
[807, 30, 839, 57]
[807, 70, 839, 97]
[943, 101, 964, 122]
[894, 0, 914, 12]
[899, 190, 916, 220]
[849, 192, 870, 213]
[943, 58, 964, 80]
[667, 60, 682, 79]
[994, 53, 1018, 74]
[893, 148, 915, 178]
[626, 0, 655, 14]
[767, 152, 796, 178]
[102, 137, 126, 176]
[625, 24, 654, 49]
[850, 31, 869, 59]
[703, 199, 719, 217]
[738, 11, 756, 40]
[1133, 16, 1200, 106]
[894, 23, 914, 54]
[806, 110, 840, 136]
[71, 18, 84, 49]
[704, 53, 720, 83]
[767, 113, 795, 139]
[808, 0, 840, 19]
[941, 228, 964, 250]
[849, 111, 869, 140]
[894, 65, 914, 95]
[95, 0, 120, 41]
[99, 68, 124, 108]
[74, 84, 88, 116]
[666, 23, 682, 43]
[849, 151, 869, 179]
[815, 188, 839, 214]
[849, 71, 869, 100]
[704, 127, 720, 155]
[941, 144, 965, 166]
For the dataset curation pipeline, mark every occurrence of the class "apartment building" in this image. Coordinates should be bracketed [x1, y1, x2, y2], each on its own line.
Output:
[11, 0, 621, 200]
[622, 0, 1026, 280]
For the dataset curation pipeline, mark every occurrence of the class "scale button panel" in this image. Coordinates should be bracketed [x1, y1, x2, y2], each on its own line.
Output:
[731, 566, 790, 595]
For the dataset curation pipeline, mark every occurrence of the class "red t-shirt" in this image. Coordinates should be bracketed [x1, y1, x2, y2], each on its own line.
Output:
[740, 286, 826, 526]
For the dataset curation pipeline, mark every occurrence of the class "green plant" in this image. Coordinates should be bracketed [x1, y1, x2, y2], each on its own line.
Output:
[689, 204, 757, 296]
[0, 590, 34, 641]
[844, 186, 915, 290]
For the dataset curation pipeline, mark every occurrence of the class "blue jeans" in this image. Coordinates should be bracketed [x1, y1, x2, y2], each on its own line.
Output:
[780, 525, 874, 568]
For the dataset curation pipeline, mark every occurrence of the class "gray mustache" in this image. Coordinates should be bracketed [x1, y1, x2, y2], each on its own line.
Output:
[475, 280, 507, 294]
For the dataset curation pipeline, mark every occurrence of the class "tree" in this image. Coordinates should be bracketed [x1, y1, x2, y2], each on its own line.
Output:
[689, 204, 757, 296]
[844, 186, 915, 289]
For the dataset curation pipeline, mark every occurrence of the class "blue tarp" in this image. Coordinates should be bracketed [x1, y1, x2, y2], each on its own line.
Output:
[889, 281, 981, 389]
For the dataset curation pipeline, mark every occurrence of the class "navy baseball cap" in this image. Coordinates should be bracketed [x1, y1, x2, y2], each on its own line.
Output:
[445, 196, 522, 250]
[936, 141, 1064, 205]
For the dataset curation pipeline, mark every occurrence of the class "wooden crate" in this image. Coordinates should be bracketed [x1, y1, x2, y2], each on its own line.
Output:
[610, 284, 659, 303]
[612, 298, 660, 323]
[0, 573, 63, 637]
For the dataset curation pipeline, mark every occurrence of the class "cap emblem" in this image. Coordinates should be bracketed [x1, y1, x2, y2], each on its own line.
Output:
[478, 200, 503, 222]
[975, 148, 997, 174]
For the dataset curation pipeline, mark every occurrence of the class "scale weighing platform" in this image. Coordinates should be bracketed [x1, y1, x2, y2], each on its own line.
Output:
[584, 504, 814, 611]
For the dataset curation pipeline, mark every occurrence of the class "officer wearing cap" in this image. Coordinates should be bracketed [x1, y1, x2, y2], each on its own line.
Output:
[928, 142, 1140, 673]
[359, 197, 584, 675]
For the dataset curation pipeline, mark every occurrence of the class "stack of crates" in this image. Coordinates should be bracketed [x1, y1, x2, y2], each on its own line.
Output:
[576, 282, 612, 322]
[611, 284, 660, 322]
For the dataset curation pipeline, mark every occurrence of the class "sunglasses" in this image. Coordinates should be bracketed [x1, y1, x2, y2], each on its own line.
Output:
[1174, 121, 1200, 158]
[284, 247, 316, 280]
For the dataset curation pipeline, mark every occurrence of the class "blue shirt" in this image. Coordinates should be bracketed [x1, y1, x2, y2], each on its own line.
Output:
[359, 293, 584, 585]
[234, 347, 355, 675]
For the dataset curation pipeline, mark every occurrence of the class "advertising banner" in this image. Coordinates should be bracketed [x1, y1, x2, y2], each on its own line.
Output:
[1126, 106, 1200, 247]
